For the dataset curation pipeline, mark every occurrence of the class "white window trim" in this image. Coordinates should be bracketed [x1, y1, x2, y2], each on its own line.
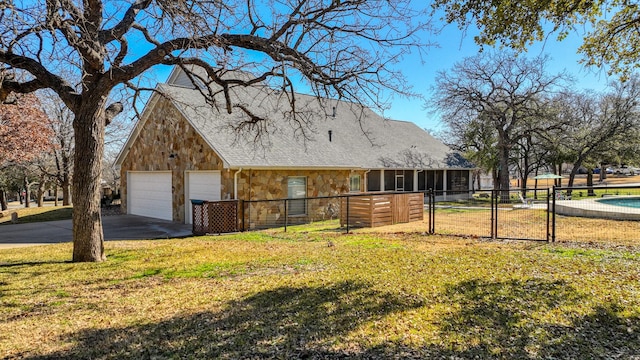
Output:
[287, 176, 307, 216]
[349, 174, 361, 193]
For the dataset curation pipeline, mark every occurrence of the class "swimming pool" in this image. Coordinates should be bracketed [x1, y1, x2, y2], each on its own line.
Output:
[555, 196, 640, 220]
[597, 197, 640, 208]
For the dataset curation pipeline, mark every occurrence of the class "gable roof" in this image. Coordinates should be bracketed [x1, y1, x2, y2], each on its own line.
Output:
[117, 66, 471, 170]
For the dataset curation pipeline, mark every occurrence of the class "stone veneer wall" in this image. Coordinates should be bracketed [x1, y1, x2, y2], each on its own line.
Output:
[121, 95, 369, 225]
[236, 169, 366, 201]
[236, 169, 366, 229]
[120, 96, 232, 223]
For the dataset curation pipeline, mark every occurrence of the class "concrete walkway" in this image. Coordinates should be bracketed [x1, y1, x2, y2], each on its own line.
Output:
[0, 215, 193, 249]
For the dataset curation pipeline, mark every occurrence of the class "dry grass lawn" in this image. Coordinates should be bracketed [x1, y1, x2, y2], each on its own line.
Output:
[1, 177, 639, 358]
[1, 230, 639, 359]
[361, 208, 640, 247]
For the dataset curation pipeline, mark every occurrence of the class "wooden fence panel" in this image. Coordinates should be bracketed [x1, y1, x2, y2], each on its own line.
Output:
[340, 193, 421, 228]
[340, 195, 394, 227]
[393, 194, 409, 223]
[408, 193, 425, 223]
[369, 195, 393, 227]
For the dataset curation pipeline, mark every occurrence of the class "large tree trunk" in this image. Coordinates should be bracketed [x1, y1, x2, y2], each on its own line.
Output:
[23, 176, 30, 208]
[0, 189, 7, 211]
[599, 162, 607, 182]
[498, 142, 511, 202]
[587, 170, 596, 196]
[566, 168, 578, 196]
[521, 151, 530, 191]
[36, 177, 46, 207]
[72, 101, 106, 262]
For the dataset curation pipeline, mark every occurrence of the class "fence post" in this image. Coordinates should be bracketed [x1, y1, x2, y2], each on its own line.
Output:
[491, 190, 496, 240]
[240, 200, 245, 232]
[428, 189, 435, 234]
[346, 196, 350, 233]
[492, 190, 498, 240]
[551, 186, 556, 242]
[284, 199, 288, 232]
[546, 189, 550, 242]
[427, 190, 432, 234]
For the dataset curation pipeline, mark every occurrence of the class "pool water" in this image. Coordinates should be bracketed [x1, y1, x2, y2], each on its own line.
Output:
[597, 197, 640, 209]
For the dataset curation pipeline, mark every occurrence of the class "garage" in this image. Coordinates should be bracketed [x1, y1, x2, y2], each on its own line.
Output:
[128, 171, 173, 220]
[185, 171, 221, 224]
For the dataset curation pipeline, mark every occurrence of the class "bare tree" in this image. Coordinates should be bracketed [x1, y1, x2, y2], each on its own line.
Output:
[0, 92, 53, 210]
[439, 113, 500, 189]
[549, 82, 640, 193]
[0, 1, 430, 262]
[39, 89, 132, 207]
[40, 93, 75, 206]
[432, 52, 569, 198]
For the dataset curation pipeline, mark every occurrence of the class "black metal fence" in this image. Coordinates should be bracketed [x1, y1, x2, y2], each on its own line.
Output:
[191, 185, 640, 243]
[551, 185, 640, 243]
[430, 189, 550, 241]
[241, 192, 424, 232]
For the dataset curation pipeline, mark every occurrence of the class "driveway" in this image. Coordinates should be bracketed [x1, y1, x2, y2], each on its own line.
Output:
[0, 215, 193, 249]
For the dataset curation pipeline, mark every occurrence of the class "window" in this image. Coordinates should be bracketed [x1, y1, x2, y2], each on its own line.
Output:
[367, 170, 381, 191]
[426, 170, 444, 191]
[403, 170, 414, 191]
[349, 175, 361, 192]
[447, 170, 469, 192]
[384, 171, 395, 191]
[382, 170, 415, 191]
[418, 171, 426, 191]
[395, 174, 404, 191]
[287, 177, 306, 215]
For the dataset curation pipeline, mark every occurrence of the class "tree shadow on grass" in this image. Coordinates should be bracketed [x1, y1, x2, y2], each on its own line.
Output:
[0, 260, 70, 268]
[19, 278, 640, 359]
[1, 208, 73, 225]
[22, 280, 425, 359]
[431, 278, 640, 359]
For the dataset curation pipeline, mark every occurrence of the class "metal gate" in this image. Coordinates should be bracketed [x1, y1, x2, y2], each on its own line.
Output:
[426, 189, 549, 241]
[490, 188, 550, 241]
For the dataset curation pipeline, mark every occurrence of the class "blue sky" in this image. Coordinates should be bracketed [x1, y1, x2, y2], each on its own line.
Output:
[383, 23, 613, 132]
[141, 15, 612, 134]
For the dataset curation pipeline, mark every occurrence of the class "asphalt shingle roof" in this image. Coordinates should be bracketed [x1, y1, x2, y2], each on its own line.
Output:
[156, 74, 468, 170]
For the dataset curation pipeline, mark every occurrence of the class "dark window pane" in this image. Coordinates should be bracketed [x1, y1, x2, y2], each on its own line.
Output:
[367, 170, 380, 191]
[404, 170, 414, 191]
[384, 171, 395, 191]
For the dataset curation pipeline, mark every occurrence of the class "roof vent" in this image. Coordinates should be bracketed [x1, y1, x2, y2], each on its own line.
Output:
[328, 130, 333, 142]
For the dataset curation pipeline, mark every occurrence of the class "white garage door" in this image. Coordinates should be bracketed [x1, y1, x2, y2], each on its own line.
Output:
[186, 171, 222, 224]
[128, 172, 173, 220]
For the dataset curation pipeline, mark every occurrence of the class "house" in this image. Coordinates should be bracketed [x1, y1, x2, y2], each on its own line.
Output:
[115, 66, 474, 224]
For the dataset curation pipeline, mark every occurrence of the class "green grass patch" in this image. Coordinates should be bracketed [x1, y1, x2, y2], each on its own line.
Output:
[0, 233, 638, 359]
[436, 207, 490, 214]
[543, 246, 640, 261]
[279, 219, 342, 233]
[0, 206, 73, 224]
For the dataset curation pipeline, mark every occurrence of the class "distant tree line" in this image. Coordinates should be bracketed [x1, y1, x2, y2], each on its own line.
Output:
[432, 52, 640, 193]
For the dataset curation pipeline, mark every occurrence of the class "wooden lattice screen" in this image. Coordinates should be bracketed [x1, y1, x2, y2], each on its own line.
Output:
[192, 200, 239, 235]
